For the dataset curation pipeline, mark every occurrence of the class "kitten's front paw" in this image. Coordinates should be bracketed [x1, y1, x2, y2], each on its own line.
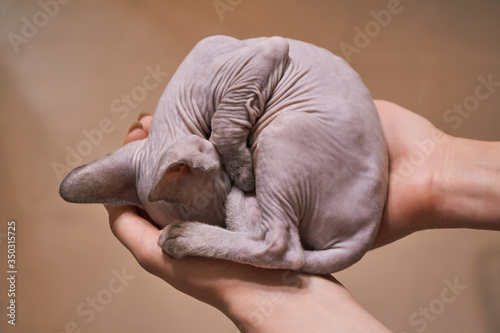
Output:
[158, 222, 192, 259]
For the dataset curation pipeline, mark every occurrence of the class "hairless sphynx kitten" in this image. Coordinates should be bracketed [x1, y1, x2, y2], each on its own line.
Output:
[60, 36, 388, 274]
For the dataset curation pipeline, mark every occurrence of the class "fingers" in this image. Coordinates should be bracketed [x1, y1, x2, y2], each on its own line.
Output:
[108, 113, 168, 273]
[125, 122, 146, 144]
[137, 112, 152, 132]
[105, 204, 170, 276]
[105, 204, 238, 299]
[123, 113, 153, 145]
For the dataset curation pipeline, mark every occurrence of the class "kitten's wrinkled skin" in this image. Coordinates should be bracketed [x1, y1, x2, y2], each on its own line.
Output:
[60, 36, 388, 274]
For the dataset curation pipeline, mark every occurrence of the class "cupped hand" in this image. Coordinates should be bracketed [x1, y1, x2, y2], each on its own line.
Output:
[103, 100, 500, 333]
[105, 113, 393, 333]
[104, 101, 485, 331]
[106, 102, 453, 285]
[105, 115, 292, 313]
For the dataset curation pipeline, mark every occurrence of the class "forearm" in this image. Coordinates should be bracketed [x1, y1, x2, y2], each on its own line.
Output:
[218, 271, 390, 333]
[432, 137, 500, 230]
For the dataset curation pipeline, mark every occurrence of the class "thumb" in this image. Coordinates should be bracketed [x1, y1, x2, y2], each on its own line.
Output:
[104, 204, 169, 276]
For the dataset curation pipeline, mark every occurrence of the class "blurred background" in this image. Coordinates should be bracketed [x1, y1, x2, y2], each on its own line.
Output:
[1, 0, 499, 332]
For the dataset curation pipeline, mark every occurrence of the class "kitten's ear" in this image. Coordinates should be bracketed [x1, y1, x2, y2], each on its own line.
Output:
[59, 140, 145, 207]
[148, 162, 194, 204]
[148, 135, 220, 204]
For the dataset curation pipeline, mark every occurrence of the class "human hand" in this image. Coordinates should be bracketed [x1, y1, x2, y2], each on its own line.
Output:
[113, 103, 446, 259]
[372, 100, 500, 248]
[106, 101, 500, 331]
[105, 114, 390, 332]
[370, 100, 450, 247]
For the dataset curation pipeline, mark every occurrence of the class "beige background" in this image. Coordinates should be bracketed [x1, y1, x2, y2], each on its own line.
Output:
[1, 0, 499, 332]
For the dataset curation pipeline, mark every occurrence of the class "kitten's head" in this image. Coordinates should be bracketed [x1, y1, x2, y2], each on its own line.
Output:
[59, 135, 231, 227]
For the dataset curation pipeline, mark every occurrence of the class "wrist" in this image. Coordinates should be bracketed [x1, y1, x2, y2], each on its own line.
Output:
[220, 271, 390, 333]
[218, 269, 303, 332]
[431, 136, 500, 230]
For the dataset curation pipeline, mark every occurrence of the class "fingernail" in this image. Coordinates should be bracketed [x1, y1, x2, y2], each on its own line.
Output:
[138, 112, 152, 121]
[128, 121, 143, 133]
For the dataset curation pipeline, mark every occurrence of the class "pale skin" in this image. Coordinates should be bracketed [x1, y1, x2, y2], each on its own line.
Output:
[105, 100, 500, 332]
